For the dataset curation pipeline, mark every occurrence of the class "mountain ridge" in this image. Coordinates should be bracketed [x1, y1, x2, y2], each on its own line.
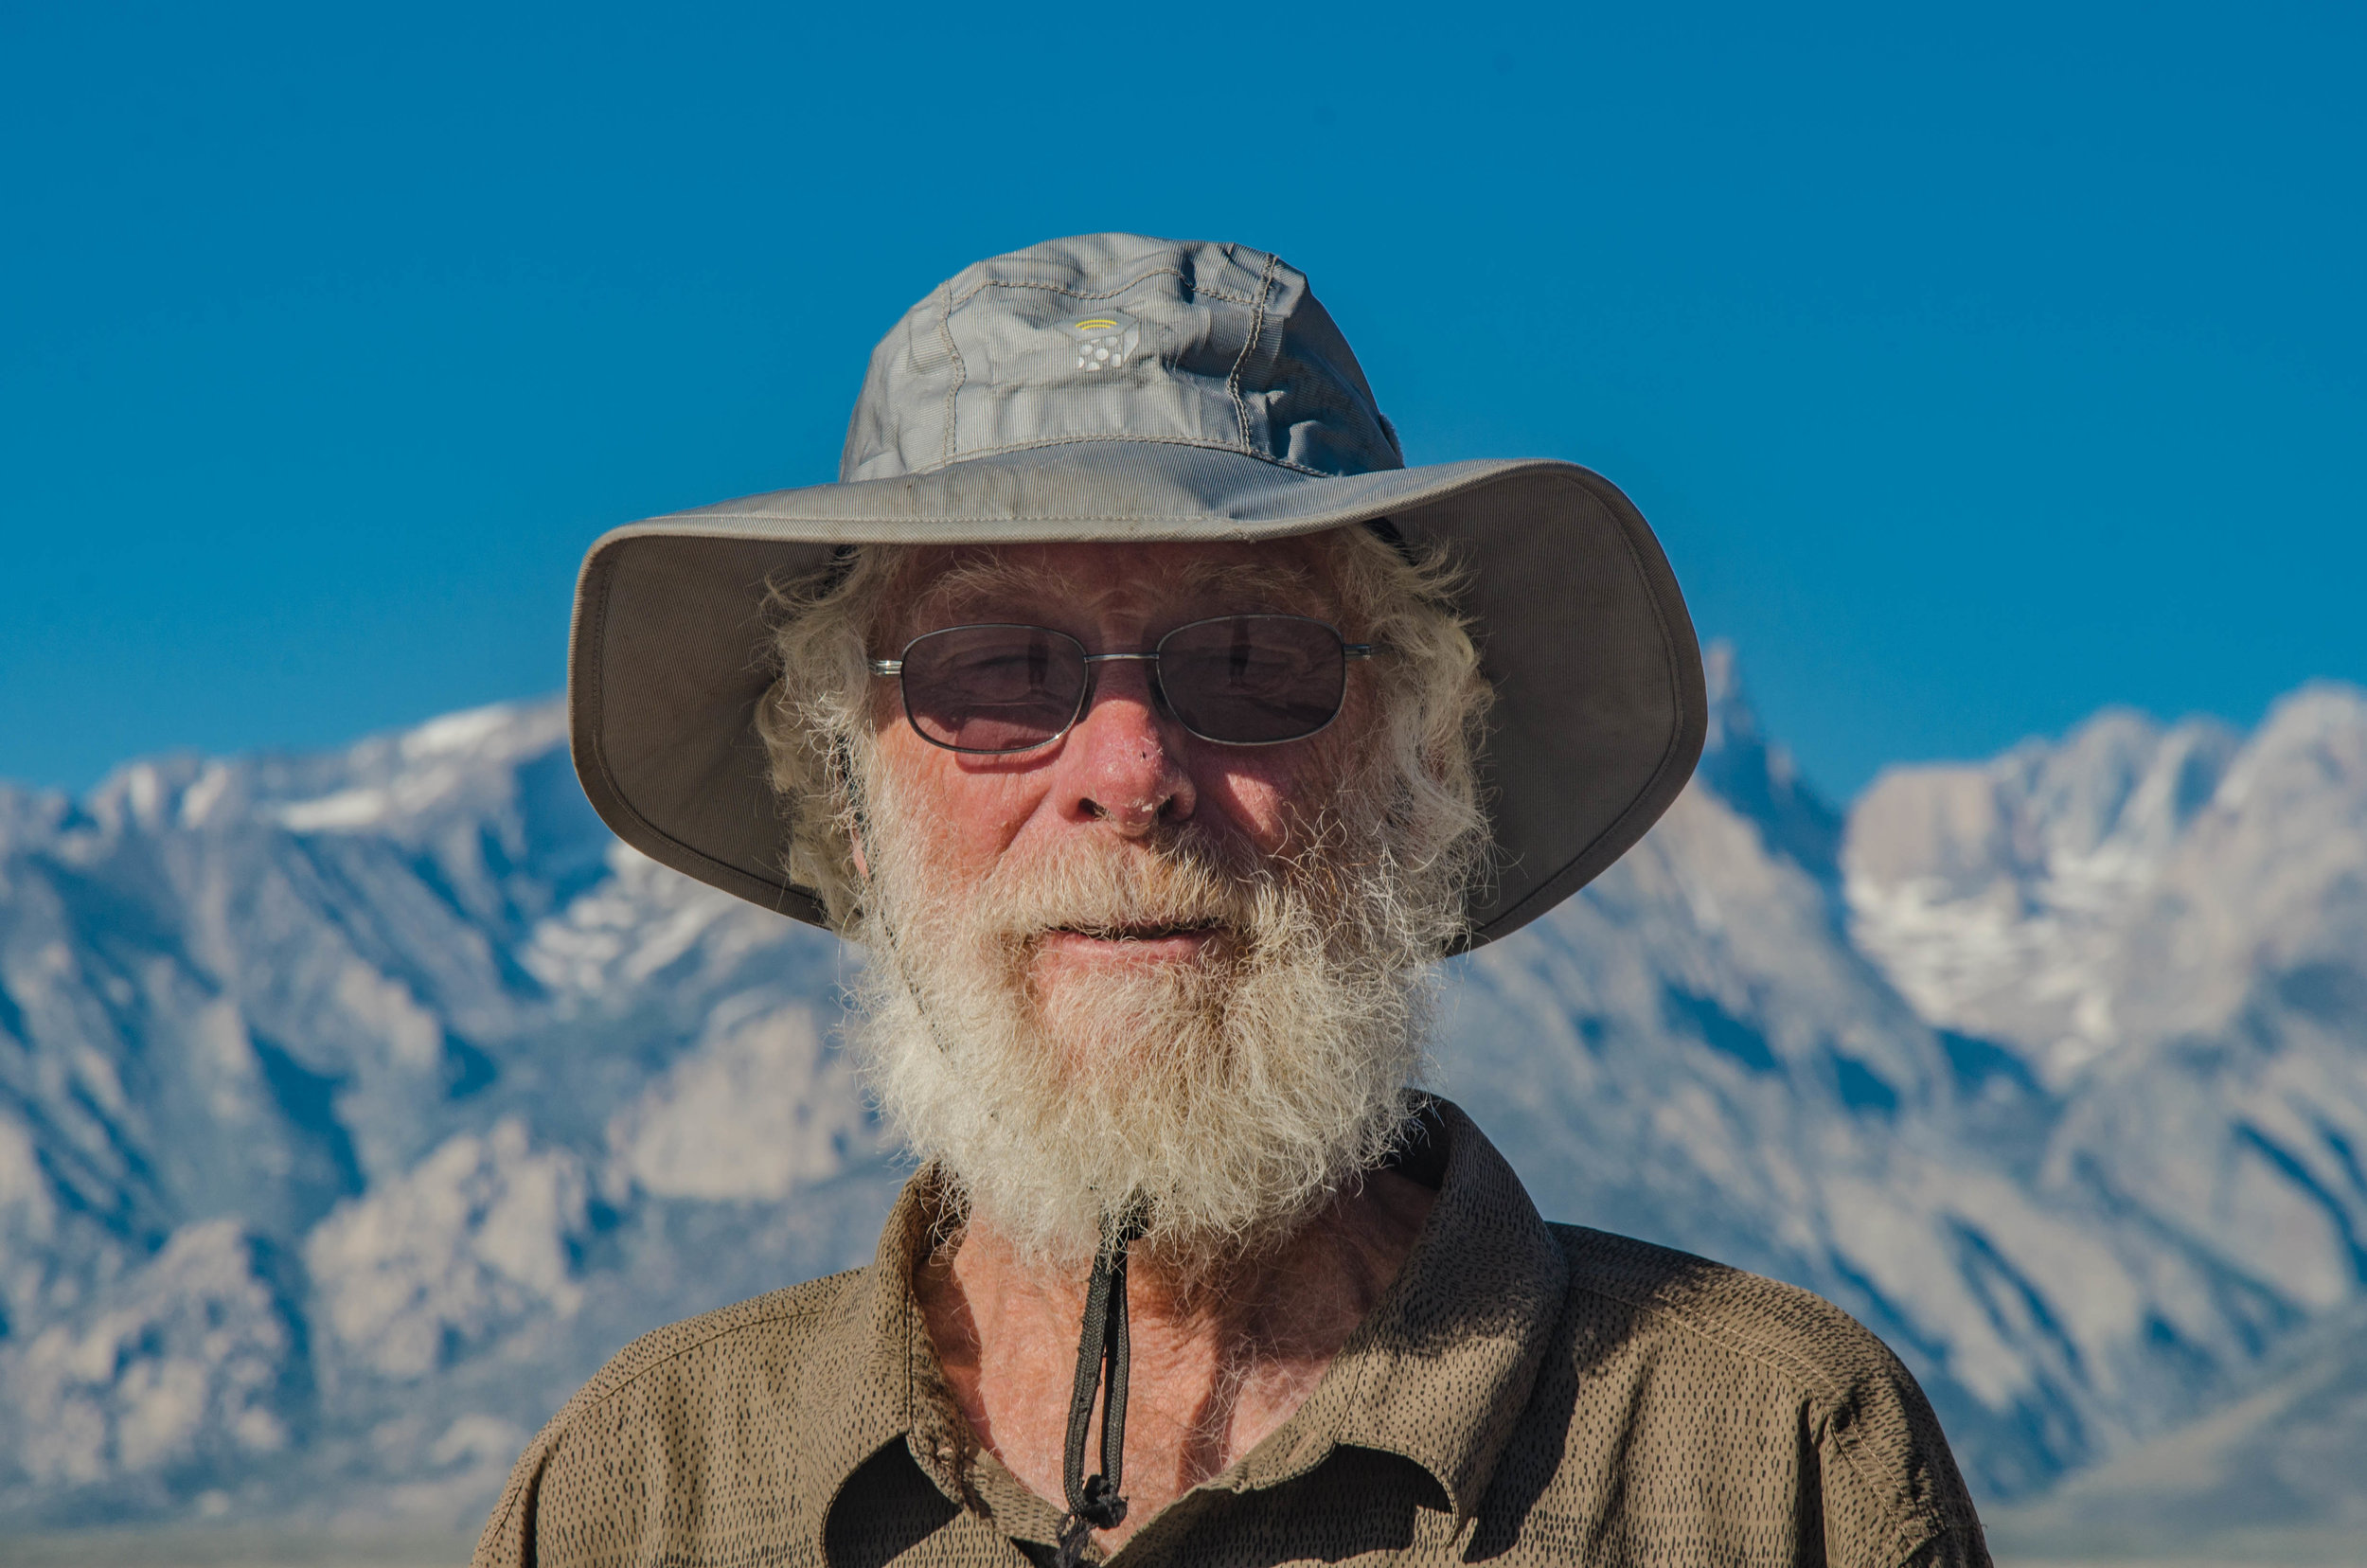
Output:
[1, 664, 2361, 1531]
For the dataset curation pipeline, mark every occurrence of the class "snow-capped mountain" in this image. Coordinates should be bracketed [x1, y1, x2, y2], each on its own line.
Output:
[1845, 686, 2367, 1366]
[0, 657, 2360, 1531]
[1450, 663, 2367, 1504]
[0, 704, 899, 1527]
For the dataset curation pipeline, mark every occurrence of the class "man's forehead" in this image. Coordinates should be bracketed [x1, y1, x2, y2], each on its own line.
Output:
[894, 536, 1343, 629]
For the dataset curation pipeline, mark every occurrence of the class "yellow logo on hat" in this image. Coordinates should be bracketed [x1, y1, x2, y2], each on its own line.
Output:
[1058, 311, 1142, 372]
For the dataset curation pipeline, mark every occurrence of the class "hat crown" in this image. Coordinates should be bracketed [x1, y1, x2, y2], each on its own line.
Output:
[839, 234, 1404, 485]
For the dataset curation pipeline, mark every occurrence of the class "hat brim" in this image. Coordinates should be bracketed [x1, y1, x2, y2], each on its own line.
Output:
[568, 440, 1705, 950]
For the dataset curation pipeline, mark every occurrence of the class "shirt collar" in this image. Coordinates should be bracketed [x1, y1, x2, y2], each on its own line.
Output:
[802, 1098, 1568, 1549]
[798, 1172, 945, 1554]
[1220, 1098, 1569, 1521]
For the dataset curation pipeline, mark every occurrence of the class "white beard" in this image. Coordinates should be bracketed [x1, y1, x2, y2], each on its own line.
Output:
[848, 767, 1453, 1276]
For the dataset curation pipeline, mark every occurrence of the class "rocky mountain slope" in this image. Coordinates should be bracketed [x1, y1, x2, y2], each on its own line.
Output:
[0, 658, 2360, 1530]
[1447, 664, 2367, 1499]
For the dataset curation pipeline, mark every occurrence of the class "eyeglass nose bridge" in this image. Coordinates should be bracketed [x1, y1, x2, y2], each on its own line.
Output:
[1074, 649, 1173, 728]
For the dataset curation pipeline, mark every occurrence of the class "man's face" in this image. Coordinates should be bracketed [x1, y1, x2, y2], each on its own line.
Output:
[848, 533, 1450, 1269]
[866, 537, 1368, 1007]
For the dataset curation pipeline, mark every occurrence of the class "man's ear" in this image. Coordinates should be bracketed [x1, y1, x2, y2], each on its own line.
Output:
[831, 734, 873, 883]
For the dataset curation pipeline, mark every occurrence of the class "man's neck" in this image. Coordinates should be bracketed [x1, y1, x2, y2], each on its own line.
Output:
[915, 1170, 1437, 1550]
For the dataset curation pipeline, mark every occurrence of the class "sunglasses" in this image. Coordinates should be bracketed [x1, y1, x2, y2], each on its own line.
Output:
[868, 615, 1376, 755]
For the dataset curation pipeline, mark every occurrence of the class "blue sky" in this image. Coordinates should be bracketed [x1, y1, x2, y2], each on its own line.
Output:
[3, 2, 2359, 800]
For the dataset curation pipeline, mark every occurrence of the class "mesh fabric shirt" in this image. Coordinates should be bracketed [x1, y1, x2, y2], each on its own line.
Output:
[473, 1101, 1989, 1568]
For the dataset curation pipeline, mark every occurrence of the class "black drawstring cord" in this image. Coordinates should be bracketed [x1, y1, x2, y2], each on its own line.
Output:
[1056, 1209, 1146, 1566]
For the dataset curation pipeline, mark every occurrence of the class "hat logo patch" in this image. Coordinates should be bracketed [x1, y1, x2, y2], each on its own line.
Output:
[1059, 311, 1141, 371]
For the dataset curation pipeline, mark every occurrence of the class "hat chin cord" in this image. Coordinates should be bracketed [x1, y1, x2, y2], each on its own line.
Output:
[1058, 1206, 1147, 1566]
[839, 742, 1147, 1559]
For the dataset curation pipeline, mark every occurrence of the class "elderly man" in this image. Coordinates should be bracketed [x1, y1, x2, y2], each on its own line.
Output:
[476, 236, 1987, 1567]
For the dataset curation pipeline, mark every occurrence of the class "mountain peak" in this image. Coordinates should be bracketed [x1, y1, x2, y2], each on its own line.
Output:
[1694, 640, 1844, 878]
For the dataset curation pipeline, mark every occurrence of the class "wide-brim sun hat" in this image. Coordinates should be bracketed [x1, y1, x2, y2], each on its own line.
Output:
[568, 234, 1706, 949]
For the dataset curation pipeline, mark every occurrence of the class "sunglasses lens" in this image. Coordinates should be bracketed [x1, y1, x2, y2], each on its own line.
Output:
[899, 625, 1087, 752]
[1157, 616, 1346, 743]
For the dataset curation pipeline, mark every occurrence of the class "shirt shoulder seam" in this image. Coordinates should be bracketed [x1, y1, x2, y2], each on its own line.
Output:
[1552, 1232, 1962, 1550]
[560, 1269, 864, 1420]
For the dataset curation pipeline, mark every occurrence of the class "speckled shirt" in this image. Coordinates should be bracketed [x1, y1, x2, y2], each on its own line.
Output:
[473, 1102, 1989, 1567]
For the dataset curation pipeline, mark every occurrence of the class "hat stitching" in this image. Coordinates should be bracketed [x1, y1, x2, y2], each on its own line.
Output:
[946, 270, 1261, 311]
[952, 272, 1171, 309]
[898, 430, 1339, 481]
[1225, 252, 1282, 454]
[934, 282, 965, 466]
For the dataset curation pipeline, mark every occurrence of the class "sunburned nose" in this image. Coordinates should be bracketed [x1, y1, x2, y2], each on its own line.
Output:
[1060, 664, 1195, 834]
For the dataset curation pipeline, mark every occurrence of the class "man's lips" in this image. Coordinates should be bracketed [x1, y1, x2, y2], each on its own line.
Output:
[1036, 922, 1224, 959]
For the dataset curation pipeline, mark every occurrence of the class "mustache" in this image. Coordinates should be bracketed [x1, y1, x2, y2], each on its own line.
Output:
[964, 825, 1275, 943]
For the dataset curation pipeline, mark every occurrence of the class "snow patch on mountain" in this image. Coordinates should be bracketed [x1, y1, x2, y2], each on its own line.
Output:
[1844, 686, 2367, 1343]
[1844, 707, 2244, 1084]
